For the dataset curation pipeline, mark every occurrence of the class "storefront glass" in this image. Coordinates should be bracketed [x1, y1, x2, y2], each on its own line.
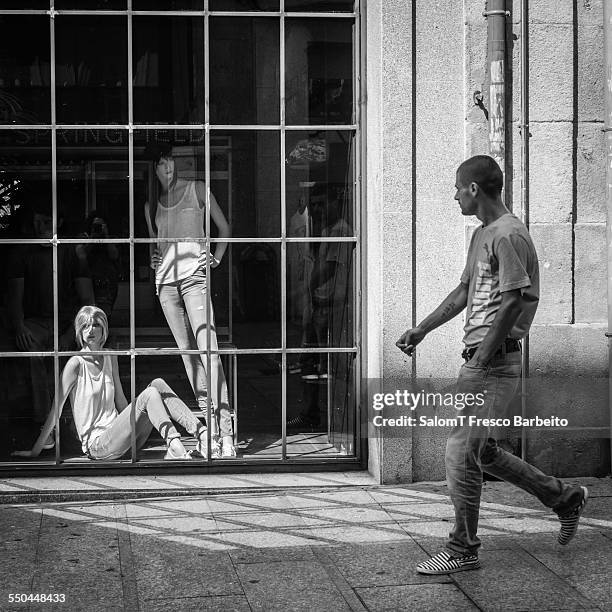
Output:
[0, 1, 360, 470]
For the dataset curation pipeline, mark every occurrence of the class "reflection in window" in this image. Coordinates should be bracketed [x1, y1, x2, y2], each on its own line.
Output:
[0, 16, 50, 124]
[2, 358, 56, 464]
[55, 0, 126, 8]
[285, 18, 353, 125]
[133, 17, 205, 124]
[231, 243, 281, 348]
[286, 233, 354, 351]
[133, 0, 204, 9]
[1, 240, 94, 451]
[285, 0, 354, 11]
[210, 18, 279, 125]
[210, 1, 279, 9]
[0, 130, 52, 239]
[0, 1, 48, 7]
[286, 351, 354, 456]
[235, 353, 282, 459]
[286, 130, 355, 231]
[55, 17, 127, 124]
[2, 7, 360, 466]
[211, 131, 280, 238]
[56, 129, 129, 239]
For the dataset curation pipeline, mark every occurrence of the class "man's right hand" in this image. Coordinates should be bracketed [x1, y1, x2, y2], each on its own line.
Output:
[396, 327, 426, 356]
[15, 325, 35, 351]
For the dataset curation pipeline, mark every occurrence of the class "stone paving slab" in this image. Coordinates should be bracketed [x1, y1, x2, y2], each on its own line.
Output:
[235, 560, 353, 612]
[325, 542, 453, 587]
[0, 477, 610, 611]
[355, 584, 479, 612]
[0, 509, 40, 606]
[31, 506, 124, 611]
[142, 595, 252, 612]
[227, 544, 316, 564]
[129, 535, 243, 601]
[450, 548, 598, 611]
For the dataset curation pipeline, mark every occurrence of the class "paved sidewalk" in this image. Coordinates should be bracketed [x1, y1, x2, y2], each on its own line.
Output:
[1, 475, 611, 611]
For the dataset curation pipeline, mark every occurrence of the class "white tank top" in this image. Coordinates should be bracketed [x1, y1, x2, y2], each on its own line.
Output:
[70, 355, 118, 453]
[155, 181, 206, 287]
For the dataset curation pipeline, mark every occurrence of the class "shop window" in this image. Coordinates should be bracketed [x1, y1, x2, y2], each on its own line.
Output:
[210, 1, 279, 9]
[55, 1, 126, 8]
[0, 16, 51, 124]
[210, 18, 279, 125]
[0, 4, 360, 469]
[55, 16, 127, 124]
[133, 0, 204, 9]
[285, 1, 355, 13]
[285, 18, 353, 125]
[133, 17, 205, 125]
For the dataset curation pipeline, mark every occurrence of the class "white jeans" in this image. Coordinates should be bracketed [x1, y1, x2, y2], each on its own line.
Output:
[158, 268, 232, 438]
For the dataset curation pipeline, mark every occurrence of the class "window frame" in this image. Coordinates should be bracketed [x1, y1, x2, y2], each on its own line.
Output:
[0, 0, 364, 472]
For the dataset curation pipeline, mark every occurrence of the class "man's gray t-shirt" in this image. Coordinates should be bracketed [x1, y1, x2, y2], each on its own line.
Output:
[461, 213, 539, 348]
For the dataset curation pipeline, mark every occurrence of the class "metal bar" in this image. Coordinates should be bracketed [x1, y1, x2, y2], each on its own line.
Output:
[280, 0, 287, 461]
[5, 456, 363, 473]
[233, 354, 238, 446]
[209, 11, 281, 17]
[0, 236, 356, 245]
[0, 347, 358, 358]
[282, 12, 356, 18]
[52, 10, 128, 16]
[131, 124, 205, 130]
[0, 125, 54, 129]
[0, 11, 49, 15]
[46, 124, 131, 130]
[50, 3, 60, 466]
[487, 0, 506, 181]
[37, 123, 357, 130]
[482, 9, 510, 17]
[127, 0, 137, 464]
[204, 0, 212, 462]
[353, 0, 362, 460]
[520, 0, 530, 462]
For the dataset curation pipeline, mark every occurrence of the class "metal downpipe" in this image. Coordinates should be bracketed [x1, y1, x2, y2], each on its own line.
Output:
[519, 0, 530, 462]
[485, 0, 508, 178]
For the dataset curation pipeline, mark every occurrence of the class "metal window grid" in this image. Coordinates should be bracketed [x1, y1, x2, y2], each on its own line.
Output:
[0, 0, 362, 469]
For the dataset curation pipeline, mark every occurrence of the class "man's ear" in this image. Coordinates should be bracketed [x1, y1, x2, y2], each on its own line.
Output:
[469, 182, 479, 197]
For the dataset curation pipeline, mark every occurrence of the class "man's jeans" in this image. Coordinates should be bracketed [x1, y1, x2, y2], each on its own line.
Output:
[446, 350, 583, 556]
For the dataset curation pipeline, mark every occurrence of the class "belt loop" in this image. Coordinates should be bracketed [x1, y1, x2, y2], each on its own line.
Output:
[501, 340, 507, 357]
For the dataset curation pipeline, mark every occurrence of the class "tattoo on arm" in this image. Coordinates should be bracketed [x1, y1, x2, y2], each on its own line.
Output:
[441, 302, 456, 319]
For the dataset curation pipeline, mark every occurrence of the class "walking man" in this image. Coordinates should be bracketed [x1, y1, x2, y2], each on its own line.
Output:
[397, 155, 588, 575]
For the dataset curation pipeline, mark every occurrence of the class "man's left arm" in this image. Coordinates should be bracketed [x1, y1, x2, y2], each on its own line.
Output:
[470, 289, 523, 366]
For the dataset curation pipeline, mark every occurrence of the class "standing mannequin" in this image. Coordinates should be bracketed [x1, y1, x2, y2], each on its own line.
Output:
[144, 142, 235, 458]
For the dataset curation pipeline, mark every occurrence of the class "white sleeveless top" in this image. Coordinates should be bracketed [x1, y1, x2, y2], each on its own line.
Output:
[70, 355, 118, 453]
[155, 181, 206, 287]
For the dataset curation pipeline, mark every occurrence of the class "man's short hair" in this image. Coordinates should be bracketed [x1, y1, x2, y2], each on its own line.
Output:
[457, 155, 503, 197]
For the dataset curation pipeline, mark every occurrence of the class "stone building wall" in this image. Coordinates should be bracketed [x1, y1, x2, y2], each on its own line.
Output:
[366, 0, 609, 483]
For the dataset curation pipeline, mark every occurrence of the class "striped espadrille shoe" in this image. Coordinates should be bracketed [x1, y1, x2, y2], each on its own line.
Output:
[416, 550, 481, 575]
[557, 485, 589, 545]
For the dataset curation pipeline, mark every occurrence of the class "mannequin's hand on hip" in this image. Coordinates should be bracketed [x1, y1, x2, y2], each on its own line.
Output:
[199, 251, 220, 269]
[150, 248, 161, 270]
